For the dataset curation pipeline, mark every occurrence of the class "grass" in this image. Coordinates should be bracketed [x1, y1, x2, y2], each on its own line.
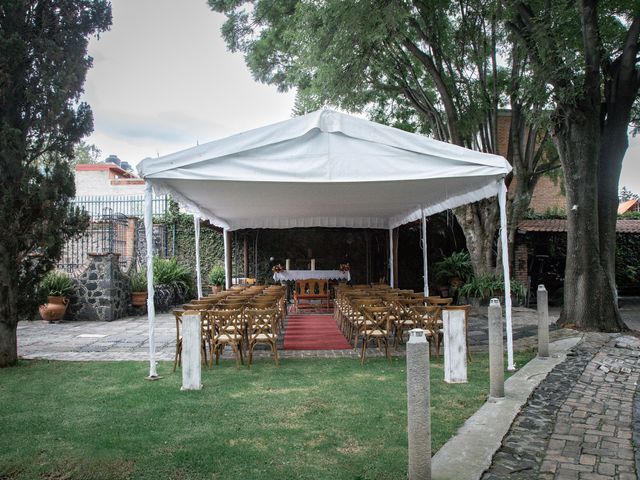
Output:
[0, 351, 534, 480]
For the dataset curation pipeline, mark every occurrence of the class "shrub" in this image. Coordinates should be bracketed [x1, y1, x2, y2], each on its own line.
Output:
[207, 264, 225, 286]
[433, 251, 473, 284]
[459, 273, 526, 303]
[130, 269, 147, 292]
[153, 257, 193, 292]
[40, 271, 74, 297]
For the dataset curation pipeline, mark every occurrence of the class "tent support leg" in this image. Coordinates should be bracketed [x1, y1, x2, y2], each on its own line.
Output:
[389, 227, 394, 287]
[144, 182, 159, 379]
[194, 215, 202, 299]
[421, 208, 429, 297]
[498, 179, 515, 371]
[224, 228, 232, 289]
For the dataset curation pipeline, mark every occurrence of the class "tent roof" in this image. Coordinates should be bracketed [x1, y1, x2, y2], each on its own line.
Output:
[137, 109, 511, 230]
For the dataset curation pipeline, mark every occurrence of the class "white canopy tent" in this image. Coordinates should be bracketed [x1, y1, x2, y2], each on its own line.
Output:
[138, 109, 515, 377]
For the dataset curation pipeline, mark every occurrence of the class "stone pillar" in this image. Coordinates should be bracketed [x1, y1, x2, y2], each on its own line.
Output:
[488, 298, 505, 398]
[537, 284, 549, 358]
[407, 329, 431, 480]
[181, 313, 202, 391]
[443, 309, 467, 383]
[65, 252, 130, 322]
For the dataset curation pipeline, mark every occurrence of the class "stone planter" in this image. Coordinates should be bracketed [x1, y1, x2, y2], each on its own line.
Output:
[39, 296, 69, 322]
[131, 291, 148, 307]
[210, 284, 222, 294]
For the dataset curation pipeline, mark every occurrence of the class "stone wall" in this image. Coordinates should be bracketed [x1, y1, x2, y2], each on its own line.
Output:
[65, 253, 131, 321]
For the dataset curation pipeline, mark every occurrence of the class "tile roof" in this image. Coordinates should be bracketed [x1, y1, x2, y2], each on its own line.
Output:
[618, 199, 639, 214]
[518, 219, 640, 234]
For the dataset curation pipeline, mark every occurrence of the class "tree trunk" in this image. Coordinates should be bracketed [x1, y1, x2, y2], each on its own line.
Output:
[0, 264, 18, 367]
[453, 199, 499, 275]
[596, 118, 629, 331]
[555, 110, 623, 331]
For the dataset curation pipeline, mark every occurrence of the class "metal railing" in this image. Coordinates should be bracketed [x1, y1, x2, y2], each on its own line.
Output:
[71, 194, 170, 219]
[58, 195, 172, 274]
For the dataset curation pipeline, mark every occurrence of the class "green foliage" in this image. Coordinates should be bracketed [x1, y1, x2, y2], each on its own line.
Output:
[72, 141, 102, 165]
[0, 1, 112, 364]
[129, 270, 147, 292]
[433, 251, 473, 284]
[152, 257, 193, 293]
[40, 271, 75, 298]
[523, 206, 567, 219]
[616, 235, 640, 288]
[207, 264, 225, 286]
[160, 201, 224, 284]
[459, 273, 526, 303]
[620, 211, 640, 219]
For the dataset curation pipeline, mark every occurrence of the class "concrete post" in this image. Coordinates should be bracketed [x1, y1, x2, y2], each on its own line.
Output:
[537, 285, 549, 358]
[443, 310, 467, 384]
[488, 298, 504, 399]
[407, 328, 432, 480]
[181, 313, 202, 391]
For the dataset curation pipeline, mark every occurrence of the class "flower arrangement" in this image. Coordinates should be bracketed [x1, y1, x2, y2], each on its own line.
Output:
[339, 263, 350, 272]
[272, 264, 284, 273]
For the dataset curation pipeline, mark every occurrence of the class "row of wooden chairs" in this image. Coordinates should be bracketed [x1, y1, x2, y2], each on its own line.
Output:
[334, 284, 470, 363]
[173, 284, 286, 370]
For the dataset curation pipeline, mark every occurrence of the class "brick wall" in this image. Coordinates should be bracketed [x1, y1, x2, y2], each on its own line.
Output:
[496, 111, 565, 214]
[529, 176, 566, 213]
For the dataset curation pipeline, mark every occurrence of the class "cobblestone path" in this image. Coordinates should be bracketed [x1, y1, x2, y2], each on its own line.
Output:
[483, 333, 640, 479]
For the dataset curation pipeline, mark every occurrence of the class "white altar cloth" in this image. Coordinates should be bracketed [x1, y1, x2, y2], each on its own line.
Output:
[273, 270, 351, 282]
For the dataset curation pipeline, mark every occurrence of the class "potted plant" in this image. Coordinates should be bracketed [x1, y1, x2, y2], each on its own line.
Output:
[130, 269, 148, 307]
[433, 251, 473, 296]
[39, 271, 74, 322]
[208, 264, 225, 293]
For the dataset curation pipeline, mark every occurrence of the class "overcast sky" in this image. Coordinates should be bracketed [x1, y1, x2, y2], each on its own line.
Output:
[81, 0, 640, 194]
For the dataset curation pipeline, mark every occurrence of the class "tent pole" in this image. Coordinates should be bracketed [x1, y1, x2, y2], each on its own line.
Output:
[498, 179, 515, 371]
[421, 208, 429, 296]
[388, 227, 394, 287]
[224, 228, 232, 289]
[194, 215, 202, 299]
[144, 182, 159, 379]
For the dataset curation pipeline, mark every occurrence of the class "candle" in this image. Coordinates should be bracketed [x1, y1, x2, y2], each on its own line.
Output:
[310, 259, 316, 270]
[285, 259, 290, 270]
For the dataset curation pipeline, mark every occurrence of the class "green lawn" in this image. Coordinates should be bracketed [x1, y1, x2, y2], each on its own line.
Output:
[0, 351, 534, 480]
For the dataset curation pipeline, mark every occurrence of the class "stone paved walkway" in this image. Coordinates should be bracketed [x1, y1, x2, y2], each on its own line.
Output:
[17, 306, 577, 361]
[483, 333, 640, 479]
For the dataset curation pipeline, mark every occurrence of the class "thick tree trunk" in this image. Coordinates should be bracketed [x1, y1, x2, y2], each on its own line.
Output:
[454, 199, 499, 275]
[0, 262, 18, 367]
[598, 126, 626, 325]
[555, 111, 623, 331]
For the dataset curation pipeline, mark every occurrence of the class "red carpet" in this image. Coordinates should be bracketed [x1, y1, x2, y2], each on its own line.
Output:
[283, 314, 352, 350]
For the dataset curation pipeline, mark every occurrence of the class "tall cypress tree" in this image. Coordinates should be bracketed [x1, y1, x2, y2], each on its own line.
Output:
[0, 0, 112, 367]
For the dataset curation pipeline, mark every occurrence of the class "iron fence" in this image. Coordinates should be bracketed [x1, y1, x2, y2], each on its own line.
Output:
[72, 194, 170, 219]
[58, 195, 172, 274]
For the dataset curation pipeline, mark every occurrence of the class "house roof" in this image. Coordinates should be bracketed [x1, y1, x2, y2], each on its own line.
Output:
[518, 219, 640, 234]
[618, 199, 639, 214]
[76, 163, 137, 179]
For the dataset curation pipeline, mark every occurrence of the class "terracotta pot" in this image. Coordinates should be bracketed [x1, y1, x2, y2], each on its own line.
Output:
[39, 296, 69, 322]
[210, 285, 222, 294]
[131, 291, 148, 307]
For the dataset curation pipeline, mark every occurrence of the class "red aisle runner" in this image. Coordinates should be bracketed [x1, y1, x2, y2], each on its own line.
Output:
[283, 314, 352, 350]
